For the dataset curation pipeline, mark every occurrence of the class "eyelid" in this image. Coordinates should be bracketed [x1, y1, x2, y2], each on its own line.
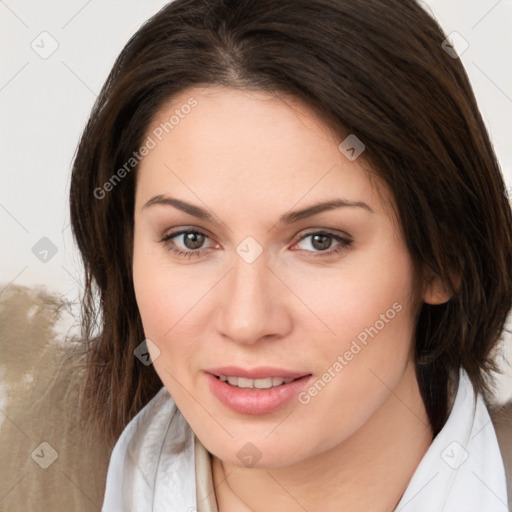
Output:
[295, 227, 353, 242]
[160, 227, 218, 249]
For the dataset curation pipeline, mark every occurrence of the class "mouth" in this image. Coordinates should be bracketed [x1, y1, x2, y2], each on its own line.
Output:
[205, 366, 312, 388]
[204, 368, 314, 414]
[213, 374, 307, 390]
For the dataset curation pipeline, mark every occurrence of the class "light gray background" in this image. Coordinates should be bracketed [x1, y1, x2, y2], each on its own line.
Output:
[1, 0, 511, 400]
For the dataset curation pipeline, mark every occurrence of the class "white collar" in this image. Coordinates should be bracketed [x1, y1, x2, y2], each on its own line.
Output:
[101, 385, 197, 511]
[395, 369, 508, 511]
[101, 368, 508, 511]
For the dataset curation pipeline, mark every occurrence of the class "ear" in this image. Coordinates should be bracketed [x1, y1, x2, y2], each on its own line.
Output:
[422, 271, 460, 305]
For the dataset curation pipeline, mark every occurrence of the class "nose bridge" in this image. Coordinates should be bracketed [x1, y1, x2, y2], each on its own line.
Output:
[217, 250, 287, 344]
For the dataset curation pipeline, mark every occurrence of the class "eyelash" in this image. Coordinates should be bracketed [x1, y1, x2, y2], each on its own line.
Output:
[158, 228, 353, 259]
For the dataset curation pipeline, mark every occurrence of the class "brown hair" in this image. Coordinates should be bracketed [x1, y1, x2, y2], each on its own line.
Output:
[68, 0, 512, 446]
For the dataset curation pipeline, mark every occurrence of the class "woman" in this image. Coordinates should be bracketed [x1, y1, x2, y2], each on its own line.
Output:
[68, 0, 512, 510]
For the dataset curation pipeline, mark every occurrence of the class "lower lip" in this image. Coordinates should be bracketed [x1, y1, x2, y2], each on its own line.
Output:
[205, 372, 313, 415]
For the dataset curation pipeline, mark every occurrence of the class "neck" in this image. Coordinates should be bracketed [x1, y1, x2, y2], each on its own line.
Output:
[212, 363, 433, 512]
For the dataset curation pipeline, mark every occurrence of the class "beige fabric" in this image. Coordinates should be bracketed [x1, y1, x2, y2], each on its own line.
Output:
[0, 284, 113, 512]
[489, 400, 512, 512]
[0, 358, 112, 512]
[194, 435, 219, 511]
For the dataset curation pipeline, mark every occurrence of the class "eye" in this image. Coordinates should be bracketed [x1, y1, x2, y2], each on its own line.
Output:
[159, 228, 353, 259]
[159, 228, 216, 259]
[292, 231, 353, 257]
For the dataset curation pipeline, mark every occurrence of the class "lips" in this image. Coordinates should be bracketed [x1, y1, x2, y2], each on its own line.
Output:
[205, 371, 314, 414]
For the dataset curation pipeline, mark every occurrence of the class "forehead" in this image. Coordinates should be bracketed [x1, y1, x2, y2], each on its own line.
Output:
[135, 85, 392, 220]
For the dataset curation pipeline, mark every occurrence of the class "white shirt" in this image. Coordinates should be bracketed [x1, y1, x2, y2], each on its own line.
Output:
[101, 368, 509, 511]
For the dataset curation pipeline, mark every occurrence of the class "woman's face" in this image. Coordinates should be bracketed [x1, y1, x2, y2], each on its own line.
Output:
[132, 85, 426, 467]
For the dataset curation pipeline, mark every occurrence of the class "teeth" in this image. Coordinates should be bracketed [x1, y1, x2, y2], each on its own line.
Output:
[238, 377, 257, 388]
[219, 375, 296, 389]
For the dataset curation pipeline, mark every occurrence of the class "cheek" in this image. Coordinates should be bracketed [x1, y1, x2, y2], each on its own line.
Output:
[289, 288, 416, 452]
[133, 234, 187, 336]
[133, 272, 194, 357]
[295, 250, 417, 408]
[293, 246, 416, 354]
[132, 270, 195, 402]
[304, 253, 416, 396]
[133, 240, 181, 360]
[132, 241, 210, 388]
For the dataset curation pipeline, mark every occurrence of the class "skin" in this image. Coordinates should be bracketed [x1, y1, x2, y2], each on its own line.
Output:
[132, 85, 451, 512]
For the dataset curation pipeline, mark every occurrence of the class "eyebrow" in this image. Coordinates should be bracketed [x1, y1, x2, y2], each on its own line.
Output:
[141, 194, 374, 224]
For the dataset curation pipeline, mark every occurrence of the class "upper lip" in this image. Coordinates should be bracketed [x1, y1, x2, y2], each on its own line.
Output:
[205, 366, 311, 379]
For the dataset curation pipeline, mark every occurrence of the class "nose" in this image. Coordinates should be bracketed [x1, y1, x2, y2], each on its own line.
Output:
[216, 252, 292, 345]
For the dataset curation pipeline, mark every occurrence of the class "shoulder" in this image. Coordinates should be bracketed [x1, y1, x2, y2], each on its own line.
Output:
[106, 385, 178, 476]
[489, 399, 512, 461]
[102, 386, 196, 511]
[488, 399, 512, 511]
[489, 400, 512, 454]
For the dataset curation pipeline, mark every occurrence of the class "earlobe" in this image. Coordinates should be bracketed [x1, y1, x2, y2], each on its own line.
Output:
[422, 273, 460, 305]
